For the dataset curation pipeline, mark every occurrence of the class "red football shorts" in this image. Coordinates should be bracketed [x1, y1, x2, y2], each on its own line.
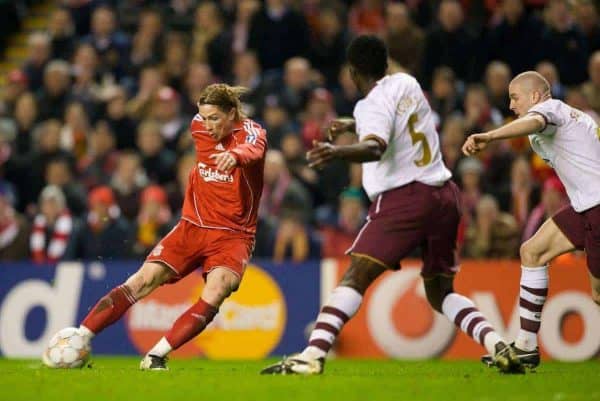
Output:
[145, 219, 255, 282]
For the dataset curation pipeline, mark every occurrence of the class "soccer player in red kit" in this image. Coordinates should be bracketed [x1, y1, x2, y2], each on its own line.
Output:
[75, 84, 267, 370]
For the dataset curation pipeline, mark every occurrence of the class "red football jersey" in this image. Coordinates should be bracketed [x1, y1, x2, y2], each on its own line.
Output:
[181, 115, 267, 235]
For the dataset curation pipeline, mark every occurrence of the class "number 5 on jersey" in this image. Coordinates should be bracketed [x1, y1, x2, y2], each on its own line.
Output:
[408, 113, 432, 167]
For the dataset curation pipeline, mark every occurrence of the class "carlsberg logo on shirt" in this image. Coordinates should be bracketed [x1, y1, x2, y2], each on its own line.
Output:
[197, 162, 234, 183]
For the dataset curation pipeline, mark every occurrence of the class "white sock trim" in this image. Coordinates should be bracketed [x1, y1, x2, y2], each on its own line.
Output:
[147, 337, 173, 358]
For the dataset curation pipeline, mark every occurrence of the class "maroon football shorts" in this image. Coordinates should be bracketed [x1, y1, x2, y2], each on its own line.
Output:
[347, 180, 461, 279]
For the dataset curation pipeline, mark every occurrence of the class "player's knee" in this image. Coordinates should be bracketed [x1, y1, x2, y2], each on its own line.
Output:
[340, 258, 384, 294]
[203, 269, 241, 304]
[520, 241, 544, 266]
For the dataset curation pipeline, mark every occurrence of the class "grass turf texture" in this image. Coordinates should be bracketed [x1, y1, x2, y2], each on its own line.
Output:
[1, 358, 598, 401]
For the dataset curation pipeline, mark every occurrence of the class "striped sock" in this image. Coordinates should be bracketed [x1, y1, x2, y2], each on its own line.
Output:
[442, 293, 502, 355]
[516, 265, 548, 351]
[302, 286, 362, 359]
[81, 285, 137, 334]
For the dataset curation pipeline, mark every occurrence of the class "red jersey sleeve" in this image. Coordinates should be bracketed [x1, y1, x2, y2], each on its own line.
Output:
[229, 122, 267, 166]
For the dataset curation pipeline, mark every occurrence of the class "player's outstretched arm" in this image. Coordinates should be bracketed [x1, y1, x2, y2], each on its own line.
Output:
[307, 138, 385, 169]
[462, 114, 545, 156]
[228, 128, 267, 166]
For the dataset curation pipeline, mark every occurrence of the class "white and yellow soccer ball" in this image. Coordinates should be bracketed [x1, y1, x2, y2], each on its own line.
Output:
[42, 327, 91, 368]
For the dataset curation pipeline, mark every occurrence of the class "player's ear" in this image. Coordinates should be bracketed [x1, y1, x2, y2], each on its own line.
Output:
[228, 108, 236, 121]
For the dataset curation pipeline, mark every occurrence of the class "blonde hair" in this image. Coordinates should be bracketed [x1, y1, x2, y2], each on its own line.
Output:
[197, 84, 248, 121]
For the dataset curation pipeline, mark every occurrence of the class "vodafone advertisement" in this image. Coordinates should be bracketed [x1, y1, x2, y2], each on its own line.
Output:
[0, 256, 598, 361]
[325, 256, 600, 361]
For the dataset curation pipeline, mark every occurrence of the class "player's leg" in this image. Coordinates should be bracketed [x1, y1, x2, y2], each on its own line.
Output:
[424, 275, 522, 372]
[424, 180, 521, 373]
[584, 204, 600, 307]
[142, 267, 239, 366]
[260, 255, 386, 375]
[142, 231, 251, 369]
[516, 212, 580, 354]
[79, 261, 175, 338]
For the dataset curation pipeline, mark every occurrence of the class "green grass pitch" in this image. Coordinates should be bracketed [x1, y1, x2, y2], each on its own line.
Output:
[1, 357, 598, 401]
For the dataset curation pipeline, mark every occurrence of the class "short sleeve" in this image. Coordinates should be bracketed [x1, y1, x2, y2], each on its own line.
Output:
[353, 87, 396, 144]
[528, 100, 565, 134]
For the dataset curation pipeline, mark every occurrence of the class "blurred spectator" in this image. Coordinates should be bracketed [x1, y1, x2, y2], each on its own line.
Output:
[510, 156, 540, 230]
[486, 0, 544, 76]
[76, 186, 132, 260]
[24, 120, 75, 213]
[128, 8, 164, 78]
[70, 44, 102, 118]
[281, 133, 318, 193]
[440, 115, 466, 175]
[30, 185, 79, 264]
[136, 120, 177, 184]
[48, 7, 77, 61]
[272, 216, 320, 263]
[581, 51, 600, 115]
[151, 86, 187, 151]
[260, 150, 312, 225]
[1, 70, 29, 118]
[132, 185, 172, 257]
[481, 140, 515, 211]
[308, 8, 349, 88]
[12, 92, 39, 155]
[162, 34, 188, 92]
[44, 157, 87, 217]
[81, 5, 131, 80]
[104, 86, 137, 150]
[79, 120, 119, 190]
[230, 0, 260, 56]
[463, 84, 503, 133]
[522, 176, 569, 242]
[260, 94, 296, 150]
[484, 61, 512, 118]
[248, 0, 311, 71]
[182, 62, 214, 117]
[573, 0, 600, 53]
[422, 0, 479, 88]
[565, 87, 600, 122]
[463, 194, 520, 258]
[37, 60, 72, 121]
[275, 57, 316, 117]
[0, 183, 29, 261]
[536, 61, 566, 100]
[127, 66, 165, 120]
[333, 65, 361, 117]
[60, 102, 90, 159]
[383, 2, 425, 76]
[301, 88, 337, 149]
[348, 0, 385, 36]
[22, 32, 52, 91]
[110, 151, 148, 220]
[429, 67, 461, 126]
[457, 157, 484, 221]
[167, 152, 196, 216]
[191, 1, 232, 79]
[229, 51, 266, 118]
[540, 0, 588, 85]
[164, 0, 196, 31]
[320, 187, 366, 258]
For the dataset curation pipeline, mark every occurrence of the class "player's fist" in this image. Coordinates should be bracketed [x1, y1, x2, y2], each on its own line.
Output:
[326, 118, 355, 141]
[462, 133, 491, 156]
[307, 140, 338, 169]
[209, 151, 237, 173]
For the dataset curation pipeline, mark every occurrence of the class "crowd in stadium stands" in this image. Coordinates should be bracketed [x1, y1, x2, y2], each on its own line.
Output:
[0, 0, 596, 263]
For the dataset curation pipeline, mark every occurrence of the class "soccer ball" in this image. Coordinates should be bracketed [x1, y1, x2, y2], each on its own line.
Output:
[42, 327, 91, 368]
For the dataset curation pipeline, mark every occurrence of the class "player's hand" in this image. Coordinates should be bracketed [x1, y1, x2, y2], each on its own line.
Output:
[462, 133, 492, 156]
[326, 118, 355, 142]
[307, 140, 338, 169]
[209, 151, 237, 173]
